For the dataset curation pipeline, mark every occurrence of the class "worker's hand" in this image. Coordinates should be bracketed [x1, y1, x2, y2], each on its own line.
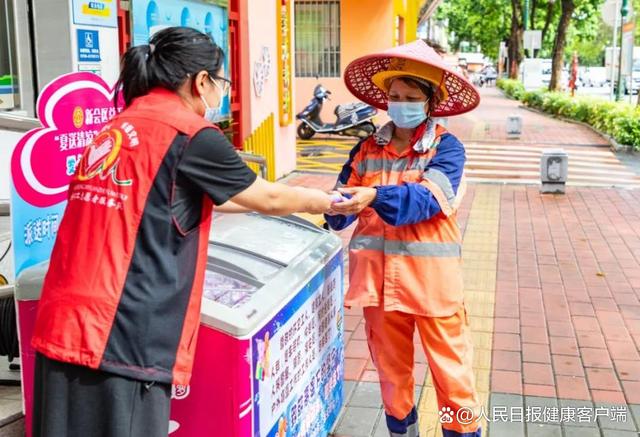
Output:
[329, 187, 377, 216]
[325, 191, 346, 216]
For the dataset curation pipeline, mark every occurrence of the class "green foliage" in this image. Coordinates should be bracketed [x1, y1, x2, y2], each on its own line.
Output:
[496, 78, 526, 99]
[497, 79, 640, 150]
[435, 0, 511, 60]
[565, 20, 609, 66]
[438, 0, 607, 64]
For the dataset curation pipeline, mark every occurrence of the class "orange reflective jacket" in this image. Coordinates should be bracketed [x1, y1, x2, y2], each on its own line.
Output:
[331, 122, 466, 317]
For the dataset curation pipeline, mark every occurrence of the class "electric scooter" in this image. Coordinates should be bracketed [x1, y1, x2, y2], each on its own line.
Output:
[296, 84, 377, 140]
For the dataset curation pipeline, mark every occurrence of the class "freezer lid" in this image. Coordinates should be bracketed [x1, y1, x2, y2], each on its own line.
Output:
[200, 234, 343, 337]
[210, 213, 323, 265]
[207, 243, 282, 283]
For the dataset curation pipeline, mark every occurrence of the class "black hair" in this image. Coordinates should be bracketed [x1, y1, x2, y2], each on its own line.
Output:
[393, 76, 440, 114]
[115, 27, 225, 107]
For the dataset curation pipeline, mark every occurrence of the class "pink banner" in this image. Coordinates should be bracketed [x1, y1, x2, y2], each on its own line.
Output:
[11, 72, 119, 207]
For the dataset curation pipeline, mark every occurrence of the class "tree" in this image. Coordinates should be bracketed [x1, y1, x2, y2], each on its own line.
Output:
[437, 0, 606, 77]
[541, 0, 559, 48]
[509, 0, 525, 78]
[566, 20, 609, 66]
[435, 0, 511, 60]
[547, 0, 604, 90]
[549, 0, 575, 90]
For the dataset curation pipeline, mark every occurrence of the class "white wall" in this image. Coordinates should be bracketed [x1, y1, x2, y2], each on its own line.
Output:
[246, 0, 297, 177]
[0, 129, 22, 202]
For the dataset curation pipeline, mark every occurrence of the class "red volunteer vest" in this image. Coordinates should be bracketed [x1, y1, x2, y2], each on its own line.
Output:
[32, 88, 217, 385]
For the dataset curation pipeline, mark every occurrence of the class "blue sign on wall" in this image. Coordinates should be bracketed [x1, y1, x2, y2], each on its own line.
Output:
[131, 0, 231, 121]
[77, 29, 102, 62]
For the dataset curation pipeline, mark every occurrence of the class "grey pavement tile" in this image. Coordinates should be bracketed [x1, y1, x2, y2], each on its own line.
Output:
[350, 382, 383, 408]
[332, 381, 359, 434]
[490, 393, 524, 408]
[372, 412, 389, 437]
[526, 423, 562, 437]
[0, 398, 22, 427]
[558, 399, 598, 428]
[343, 381, 357, 403]
[562, 426, 600, 437]
[525, 396, 559, 409]
[335, 406, 380, 437]
[630, 404, 640, 431]
[524, 396, 562, 426]
[0, 417, 24, 437]
[595, 403, 638, 432]
[487, 420, 525, 437]
[601, 430, 640, 437]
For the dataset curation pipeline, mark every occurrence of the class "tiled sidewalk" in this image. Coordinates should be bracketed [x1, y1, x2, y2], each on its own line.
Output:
[286, 171, 640, 437]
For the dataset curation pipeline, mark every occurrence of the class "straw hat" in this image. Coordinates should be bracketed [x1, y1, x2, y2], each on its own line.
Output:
[343, 40, 480, 117]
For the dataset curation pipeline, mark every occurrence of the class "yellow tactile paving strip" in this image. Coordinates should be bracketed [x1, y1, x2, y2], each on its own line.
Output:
[418, 185, 501, 437]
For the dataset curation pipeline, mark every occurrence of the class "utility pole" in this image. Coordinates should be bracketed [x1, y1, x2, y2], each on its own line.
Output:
[616, 0, 629, 100]
[524, 0, 530, 57]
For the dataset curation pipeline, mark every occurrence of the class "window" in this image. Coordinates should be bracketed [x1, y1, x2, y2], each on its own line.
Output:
[294, 0, 341, 78]
[0, 0, 18, 111]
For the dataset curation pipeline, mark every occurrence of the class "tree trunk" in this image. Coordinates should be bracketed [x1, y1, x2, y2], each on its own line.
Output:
[509, 0, 524, 79]
[530, 0, 538, 29]
[549, 0, 574, 91]
[541, 0, 556, 45]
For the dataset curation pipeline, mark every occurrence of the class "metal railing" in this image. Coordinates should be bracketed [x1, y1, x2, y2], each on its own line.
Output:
[238, 152, 268, 180]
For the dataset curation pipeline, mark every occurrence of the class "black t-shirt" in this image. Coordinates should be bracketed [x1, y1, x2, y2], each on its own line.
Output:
[172, 127, 257, 232]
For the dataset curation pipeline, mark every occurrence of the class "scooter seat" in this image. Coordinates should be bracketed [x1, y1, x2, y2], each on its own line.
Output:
[335, 102, 368, 117]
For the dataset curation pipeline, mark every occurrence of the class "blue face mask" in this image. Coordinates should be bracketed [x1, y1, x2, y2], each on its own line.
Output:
[387, 101, 428, 129]
[201, 95, 221, 123]
[200, 77, 225, 123]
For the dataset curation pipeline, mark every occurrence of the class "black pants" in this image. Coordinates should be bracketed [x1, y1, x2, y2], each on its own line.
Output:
[33, 353, 171, 437]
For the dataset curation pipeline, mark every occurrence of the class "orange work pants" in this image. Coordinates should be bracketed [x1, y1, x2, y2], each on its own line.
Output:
[363, 306, 481, 435]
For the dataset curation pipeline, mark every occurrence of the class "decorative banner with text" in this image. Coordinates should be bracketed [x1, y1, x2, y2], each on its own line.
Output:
[10, 71, 119, 278]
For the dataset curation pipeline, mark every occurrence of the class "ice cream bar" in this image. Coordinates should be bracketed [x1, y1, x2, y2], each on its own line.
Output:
[330, 193, 345, 203]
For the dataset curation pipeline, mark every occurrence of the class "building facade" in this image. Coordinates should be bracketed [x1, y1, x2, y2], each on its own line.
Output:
[293, 0, 423, 122]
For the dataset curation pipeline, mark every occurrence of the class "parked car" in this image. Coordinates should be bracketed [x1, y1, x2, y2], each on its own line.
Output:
[541, 63, 570, 89]
[582, 67, 608, 88]
[624, 60, 640, 94]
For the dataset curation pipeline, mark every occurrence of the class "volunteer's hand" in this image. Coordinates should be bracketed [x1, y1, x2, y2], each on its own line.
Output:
[298, 187, 333, 214]
[330, 187, 377, 216]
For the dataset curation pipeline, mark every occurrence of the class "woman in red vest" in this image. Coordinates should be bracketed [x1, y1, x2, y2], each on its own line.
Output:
[326, 40, 482, 437]
[30, 27, 332, 437]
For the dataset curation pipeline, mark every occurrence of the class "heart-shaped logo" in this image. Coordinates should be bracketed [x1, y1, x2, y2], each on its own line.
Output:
[10, 72, 121, 207]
